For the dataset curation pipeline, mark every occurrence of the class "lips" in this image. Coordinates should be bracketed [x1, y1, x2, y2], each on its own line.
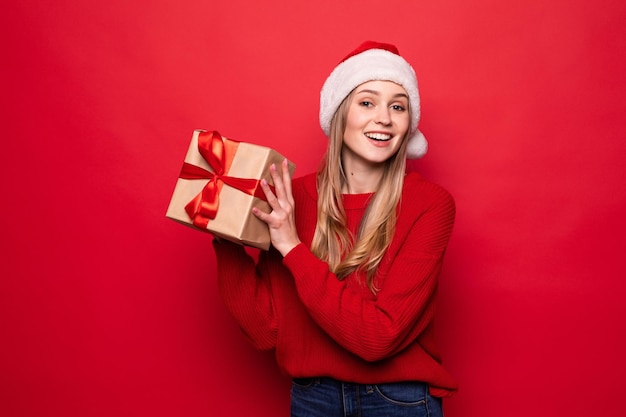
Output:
[364, 132, 392, 141]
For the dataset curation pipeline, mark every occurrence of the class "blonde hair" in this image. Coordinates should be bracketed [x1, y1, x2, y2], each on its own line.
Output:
[311, 92, 410, 292]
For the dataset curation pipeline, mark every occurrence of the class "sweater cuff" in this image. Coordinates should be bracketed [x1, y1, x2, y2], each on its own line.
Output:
[282, 243, 326, 279]
[282, 242, 309, 268]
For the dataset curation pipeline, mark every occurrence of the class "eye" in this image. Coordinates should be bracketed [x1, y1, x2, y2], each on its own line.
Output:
[391, 104, 406, 112]
[359, 101, 374, 107]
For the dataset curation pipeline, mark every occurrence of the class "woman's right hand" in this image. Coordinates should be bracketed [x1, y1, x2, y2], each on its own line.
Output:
[252, 158, 301, 256]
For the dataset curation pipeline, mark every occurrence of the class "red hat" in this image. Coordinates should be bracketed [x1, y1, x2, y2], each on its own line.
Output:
[319, 41, 427, 159]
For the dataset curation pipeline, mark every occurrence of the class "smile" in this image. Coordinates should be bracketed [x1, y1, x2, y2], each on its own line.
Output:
[365, 132, 392, 141]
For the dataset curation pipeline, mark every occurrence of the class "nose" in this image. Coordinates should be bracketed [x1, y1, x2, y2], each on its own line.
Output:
[375, 106, 391, 125]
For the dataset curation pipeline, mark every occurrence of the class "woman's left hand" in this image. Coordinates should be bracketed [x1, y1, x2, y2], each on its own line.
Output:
[253, 158, 301, 256]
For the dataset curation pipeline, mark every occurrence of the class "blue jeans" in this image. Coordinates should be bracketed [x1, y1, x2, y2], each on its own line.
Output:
[290, 377, 444, 417]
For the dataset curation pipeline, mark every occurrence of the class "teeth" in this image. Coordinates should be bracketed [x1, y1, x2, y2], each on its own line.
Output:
[365, 133, 391, 141]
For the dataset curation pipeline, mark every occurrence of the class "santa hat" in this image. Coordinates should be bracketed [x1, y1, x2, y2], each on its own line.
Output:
[319, 40, 427, 159]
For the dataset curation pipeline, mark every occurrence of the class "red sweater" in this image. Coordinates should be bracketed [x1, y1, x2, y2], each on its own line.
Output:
[213, 171, 457, 397]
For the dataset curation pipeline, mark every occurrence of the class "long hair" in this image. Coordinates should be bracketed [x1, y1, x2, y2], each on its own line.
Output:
[311, 91, 410, 292]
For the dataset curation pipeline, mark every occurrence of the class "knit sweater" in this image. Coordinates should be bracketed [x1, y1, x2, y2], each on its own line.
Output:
[213, 171, 457, 397]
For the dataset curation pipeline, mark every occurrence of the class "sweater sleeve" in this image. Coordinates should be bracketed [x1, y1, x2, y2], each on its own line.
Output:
[213, 240, 278, 351]
[282, 187, 455, 362]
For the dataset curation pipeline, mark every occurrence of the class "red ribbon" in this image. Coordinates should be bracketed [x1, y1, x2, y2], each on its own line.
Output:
[179, 130, 268, 229]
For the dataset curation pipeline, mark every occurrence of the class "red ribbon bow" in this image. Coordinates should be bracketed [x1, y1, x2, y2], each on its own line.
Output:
[179, 130, 267, 229]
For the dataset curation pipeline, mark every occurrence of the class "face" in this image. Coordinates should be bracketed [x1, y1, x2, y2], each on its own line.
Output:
[342, 80, 410, 167]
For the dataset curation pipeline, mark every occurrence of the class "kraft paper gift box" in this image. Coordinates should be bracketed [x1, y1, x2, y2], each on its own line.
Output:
[166, 130, 295, 250]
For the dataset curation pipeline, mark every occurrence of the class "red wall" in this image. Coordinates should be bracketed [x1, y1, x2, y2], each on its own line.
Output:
[2, 1, 625, 416]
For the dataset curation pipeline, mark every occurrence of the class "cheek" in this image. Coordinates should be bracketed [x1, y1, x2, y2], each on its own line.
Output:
[344, 117, 366, 139]
[397, 114, 410, 134]
[345, 109, 366, 129]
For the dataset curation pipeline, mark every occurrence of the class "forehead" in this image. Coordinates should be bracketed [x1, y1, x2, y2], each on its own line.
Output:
[354, 80, 408, 97]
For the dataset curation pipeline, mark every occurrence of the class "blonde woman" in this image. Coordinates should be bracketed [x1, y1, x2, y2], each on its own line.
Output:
[213, 41, 456, 417]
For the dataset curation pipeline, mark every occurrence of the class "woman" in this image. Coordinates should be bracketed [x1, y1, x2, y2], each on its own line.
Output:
[213, 40, 456, 417]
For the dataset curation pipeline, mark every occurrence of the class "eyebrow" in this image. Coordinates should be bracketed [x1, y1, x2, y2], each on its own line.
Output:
[355, 89, 409, 100]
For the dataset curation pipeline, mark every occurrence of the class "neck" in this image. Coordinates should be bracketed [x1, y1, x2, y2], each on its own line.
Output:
[342, 161, 384, 194]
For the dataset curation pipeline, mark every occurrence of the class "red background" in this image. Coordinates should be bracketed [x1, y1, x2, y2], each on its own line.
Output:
[2, 1, 625, 416]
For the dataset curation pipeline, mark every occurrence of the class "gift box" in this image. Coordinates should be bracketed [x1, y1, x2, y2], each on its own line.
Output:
[166, 130, 295, 250]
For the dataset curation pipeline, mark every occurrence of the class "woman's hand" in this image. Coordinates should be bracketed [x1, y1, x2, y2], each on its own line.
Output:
[252, 158, 301, 256]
